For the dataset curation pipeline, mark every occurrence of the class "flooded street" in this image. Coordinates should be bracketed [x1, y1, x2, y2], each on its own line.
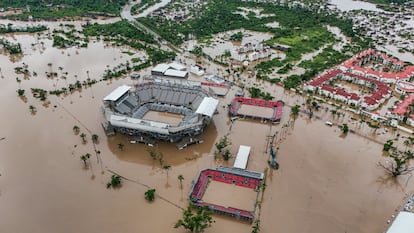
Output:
[1, 14, 414, 233]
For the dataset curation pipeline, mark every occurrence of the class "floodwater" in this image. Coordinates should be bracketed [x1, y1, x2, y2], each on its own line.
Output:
[329, 0, 384, 12]
[142, 110, 184, 126]
[202, 180, 258, 211]
[1, 18, 414, 233]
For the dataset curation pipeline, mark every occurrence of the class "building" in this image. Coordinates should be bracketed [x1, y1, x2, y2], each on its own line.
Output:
[304, 69, 392, 111]
[386, 194, 414, 233]
[233, 145, 251, 169]
[340, 49, 414, 83]
[151, 62, 189, 78]
[102, 81, 218, 143]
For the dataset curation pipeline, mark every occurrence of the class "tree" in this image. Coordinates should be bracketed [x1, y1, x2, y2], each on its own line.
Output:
[251, 220, 260, 233]
[215, 136, 229, 152]
[107, 175, 122, 189]
[222, 149, 231, 161]
[145, 189, 156, 201]
[383, 140, 394, 152]
[17, 89, 25, 96]
[29, 105, 36, 114]
[341, 123, 349, 134]
[379, 148, 414, 177]
[80, 153, 91, 167]
[91, 134, 99, 144]
[178, 174, 184, 189]
[163, 164, 171, 179]
[291, 105, 300, 118]
[174, 205, 214, 233]
[148, 148, 157, 160]
[73, 125, 80, 134]
[117, 143, 124, 151]
[80, 133, 87, 143]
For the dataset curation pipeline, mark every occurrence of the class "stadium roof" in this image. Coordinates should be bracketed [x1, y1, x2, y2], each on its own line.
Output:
[234, 145, 251, 169]
[164, 69, 188, 78]
[110, 115, 170, 134]
[103, 85, 131, 101]
[196, 97, 219, 117]
[168, 62, 186, 71]
[386, 211, 414, 233]
[152, 63, 170, 73]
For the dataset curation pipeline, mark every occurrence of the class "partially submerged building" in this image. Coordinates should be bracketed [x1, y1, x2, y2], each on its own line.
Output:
[102, 81, 219, 143]
[151, 62, 189, 79]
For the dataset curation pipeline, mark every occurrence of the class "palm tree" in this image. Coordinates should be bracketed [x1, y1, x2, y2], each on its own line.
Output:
[73, 125, 80, 134]
[91, 134, 99, 144]
[80, 133, 87, 143]
[145, 189, 156, 201]
[117, 143, 124, 151]
[178, 174, 184, 189]
[341, 123, 349, 134]
[163, 164, 171, 180]
[29, 105, 36, 114]
[80, 153, 91, 167]
[404, 139, 410, 151]
[291, 105, 300, 118]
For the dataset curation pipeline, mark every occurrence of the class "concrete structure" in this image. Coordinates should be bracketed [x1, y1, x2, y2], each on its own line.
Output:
[233, 145, 251, 169]
[102, 81, 218, 143]
[190, 65, 204, 76]
[232, 42, 272, 62]
[151, 62, 189, 78]
[229, 97, 284, 123]
[189, 167, 263, 222]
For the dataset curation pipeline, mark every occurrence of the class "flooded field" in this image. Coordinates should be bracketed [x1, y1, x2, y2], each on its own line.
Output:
[142, 110, 184, 126]
[202, 180, 258, 211]
[237, 104, 275, 119]
[1, 17, 414, 233]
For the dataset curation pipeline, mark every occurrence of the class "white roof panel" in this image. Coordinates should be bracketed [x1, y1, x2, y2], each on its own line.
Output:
[164, 69, 188, 78]
[387, 211, 414, 233]
[110, 115, 170, 134]
[195, 97, 219, 117]
[234, 145, 251, 169]
[168, 62, 186, 71]
[103, 85, 131, 101]
[152, 63, 171, 73]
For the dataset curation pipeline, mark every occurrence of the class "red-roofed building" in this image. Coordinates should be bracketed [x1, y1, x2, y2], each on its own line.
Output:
[304, 69, 391, 110]
[340, 49, 414, 83]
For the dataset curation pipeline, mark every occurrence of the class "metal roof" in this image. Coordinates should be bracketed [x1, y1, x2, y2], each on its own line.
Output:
[195, 97, 219, 117]
[168, 62, 186, 71]
[103, 85, 131, 101]
[387, 212, 414, 233]
[233, 145, 251, 169]
[163, 69, 188, 78]
[152, 63, 170, 73]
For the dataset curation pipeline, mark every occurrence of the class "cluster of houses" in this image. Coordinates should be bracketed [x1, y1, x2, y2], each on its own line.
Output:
[304, 69, 392, 111]
[340, 49, 414, 83]
[232, 43, 272, 62]
[304, 49, 414, 127]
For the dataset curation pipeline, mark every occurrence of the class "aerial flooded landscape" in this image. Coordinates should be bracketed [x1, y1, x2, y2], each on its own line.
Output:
[0, 0, 414, 232]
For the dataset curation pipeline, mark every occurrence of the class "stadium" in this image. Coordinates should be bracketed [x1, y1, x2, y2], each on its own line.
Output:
[102, 81, 219, 143]
[189, 167, 263, 222]
[229, 97, 284, 123]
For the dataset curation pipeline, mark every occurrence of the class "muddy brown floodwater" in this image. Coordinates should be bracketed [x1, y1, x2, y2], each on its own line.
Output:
[0, 26, 414, 233]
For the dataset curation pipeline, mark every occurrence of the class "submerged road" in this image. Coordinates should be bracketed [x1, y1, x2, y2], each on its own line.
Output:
[120, 0, 182, 53]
